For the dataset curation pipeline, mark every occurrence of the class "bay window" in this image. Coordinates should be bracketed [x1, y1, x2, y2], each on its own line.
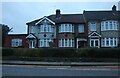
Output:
[39, 39, 53, 47]
[101, 20, 118, 31]
[40, 25, 52, 32]
[101, 38, 118, 47]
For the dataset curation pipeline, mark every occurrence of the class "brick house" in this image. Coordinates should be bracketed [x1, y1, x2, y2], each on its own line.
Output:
[26, 9, 87, 48]
[4, 5, 120, 48]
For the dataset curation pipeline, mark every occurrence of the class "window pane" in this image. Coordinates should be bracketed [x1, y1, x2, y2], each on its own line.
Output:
[78, 24, 84, 33]
[106, 38, 109, 46]
[91, 41, 94, 47]
[110, 22, 112, 29]
[95, 40, 98, 46]
[90, 22, 96, 31]
[105, 22, 108, 30]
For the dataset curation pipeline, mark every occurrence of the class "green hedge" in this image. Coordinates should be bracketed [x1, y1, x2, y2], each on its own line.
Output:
[2, 48, 120, 58]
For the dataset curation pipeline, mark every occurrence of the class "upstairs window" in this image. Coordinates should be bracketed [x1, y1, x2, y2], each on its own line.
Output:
[89, 22, 96, 31]
[40, 25, 52, 32]
[11, 39, 22, 47]
[101, 20, 118, 31]
[59, 24, 74, 33]
[78, 24, 84, 33]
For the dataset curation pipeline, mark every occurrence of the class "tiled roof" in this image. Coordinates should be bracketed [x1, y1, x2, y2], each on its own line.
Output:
[83, 10, 120, 21]
[47, 14, 85, 23]
[26, 10, 120, 25]
[26, 14, 85, 25]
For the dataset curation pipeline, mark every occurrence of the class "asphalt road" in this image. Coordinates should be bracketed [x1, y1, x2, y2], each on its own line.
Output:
[2, 65, 120, 77]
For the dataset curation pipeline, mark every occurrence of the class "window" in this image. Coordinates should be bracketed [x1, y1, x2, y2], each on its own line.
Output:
[78, 24, 84, 33]
[40, 25, 52, 32]
[39, 39, 53, 47]
[101, 21, 118, 31]
[101, 38, 118, 47]
[59, 39, 74, 47]
[59, 24, 74, 33]
[89, 22, 96, 31]
[12, 39, 22, 47]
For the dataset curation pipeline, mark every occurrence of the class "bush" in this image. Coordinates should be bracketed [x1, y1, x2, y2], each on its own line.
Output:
[2, 48, 14, 56]
[2, 48, 120, 58]
[79, 48, 120, 58]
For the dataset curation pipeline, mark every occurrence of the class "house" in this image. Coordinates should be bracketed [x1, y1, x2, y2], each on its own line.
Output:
[26, 9, 87, 48]
[84, 5, 120, 48]
[4, 5, 120, 48]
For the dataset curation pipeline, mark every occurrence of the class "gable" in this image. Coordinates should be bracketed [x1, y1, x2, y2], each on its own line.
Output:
[35, 16, 55, 25]
[26, 34, 36, 39]
[88, 32, 101, 37]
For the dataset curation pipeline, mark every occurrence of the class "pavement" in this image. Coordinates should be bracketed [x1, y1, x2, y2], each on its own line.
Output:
[2, 60, 119, 66]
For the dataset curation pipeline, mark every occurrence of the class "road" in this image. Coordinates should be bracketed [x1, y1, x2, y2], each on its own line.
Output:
[2, 65, 120, 77]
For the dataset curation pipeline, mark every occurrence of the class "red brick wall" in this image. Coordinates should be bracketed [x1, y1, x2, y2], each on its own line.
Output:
[4, 34, 29, 48]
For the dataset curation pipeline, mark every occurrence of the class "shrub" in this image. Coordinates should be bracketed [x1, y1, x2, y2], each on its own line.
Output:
[2, 48, 14, 56]
[2, 48, 120, 58]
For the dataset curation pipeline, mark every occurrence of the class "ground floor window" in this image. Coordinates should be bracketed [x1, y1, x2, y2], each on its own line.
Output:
[11, 39, 22, 47]
[101, 38, 118, 47]
[39, 39, 53, 47]
[59, 39, 74, 47]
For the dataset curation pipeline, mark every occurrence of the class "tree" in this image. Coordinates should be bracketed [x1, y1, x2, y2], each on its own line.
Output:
[0, 24, 12, 47]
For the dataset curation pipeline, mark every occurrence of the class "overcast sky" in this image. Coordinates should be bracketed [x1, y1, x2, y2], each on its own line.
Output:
[2, 1, 120, 34]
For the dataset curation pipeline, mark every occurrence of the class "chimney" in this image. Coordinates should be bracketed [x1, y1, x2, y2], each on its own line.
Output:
[112, 5, 116, 12]
[56, 9, 61, 19]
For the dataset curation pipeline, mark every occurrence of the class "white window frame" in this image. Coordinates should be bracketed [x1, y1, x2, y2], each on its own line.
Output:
[39, 39, 53, 47]
[101, 20, 118, 31]
[89, 22, 96, 31]
[40, 24, 52, 32]
[59, 39, 74, 47]
[11, 39, 22, 47]
[59, 24, 74, 33]
[101, 37, 118, 47]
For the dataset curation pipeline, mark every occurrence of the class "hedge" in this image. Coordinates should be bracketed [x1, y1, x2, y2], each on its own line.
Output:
[2, 48, 120, 58]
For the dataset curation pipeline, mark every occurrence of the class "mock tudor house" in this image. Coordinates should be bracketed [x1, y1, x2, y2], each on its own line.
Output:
[4, 5, 120, 48]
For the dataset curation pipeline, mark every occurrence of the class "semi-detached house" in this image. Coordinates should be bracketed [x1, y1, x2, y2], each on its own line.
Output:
[4, 5, 120, 48]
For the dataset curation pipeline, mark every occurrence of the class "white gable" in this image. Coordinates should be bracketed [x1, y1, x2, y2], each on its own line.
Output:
[88, 32, 101, 37]
[35, 16, 55, 25]
[26, 34, 36, 39]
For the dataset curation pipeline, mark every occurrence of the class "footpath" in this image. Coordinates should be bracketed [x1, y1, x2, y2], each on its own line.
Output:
[2, 61, 119, 66]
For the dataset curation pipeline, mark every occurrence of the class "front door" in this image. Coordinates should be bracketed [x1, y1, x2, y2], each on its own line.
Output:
[29, 40, 35, 48]
[90, 39, 99, 48]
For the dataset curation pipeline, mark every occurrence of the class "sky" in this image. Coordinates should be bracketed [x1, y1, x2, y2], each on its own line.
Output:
[1, 0, 120, 34]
